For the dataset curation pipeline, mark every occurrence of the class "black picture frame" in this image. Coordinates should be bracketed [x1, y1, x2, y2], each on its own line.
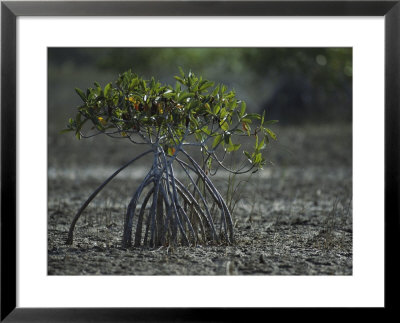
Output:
[1, 0, 399, 321]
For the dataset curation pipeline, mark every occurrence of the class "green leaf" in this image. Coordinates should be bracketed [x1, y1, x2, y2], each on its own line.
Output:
[130, 78, 139, 89]
[264, 128, 277, 140]
[178, 92, 194, 103]
[194, 132, 203, 142]
[189, 113, 199, 128]
[258, 137, 265, 150]
[246, 113, 261, 120]
[212, 134, 222, 148]
[220, 119, 229, 131]
[240, 101, 246, 118]
[174, 76, 185, 85]
[207, 157, 212, 169]
[199, 81, 214, 92]
[261, 110, 265, 126]
[254, 152, 262, 164]
[178, 66, 185, 78]
[201, 125, 210, 135]
[243, 151, 252, 162]
[211, 85, 220, 97]
[254, 134, 259, 150]
[219, 107, 227, 119]
[227, 142, 241, 152]
[264, 120, 279, 125]
[104, 82, 112, 97]
[163, 91, 176, 100]
[75, 88, 86, 102]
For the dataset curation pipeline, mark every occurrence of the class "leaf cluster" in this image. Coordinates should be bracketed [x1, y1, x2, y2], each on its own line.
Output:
[64, 69, 277, 170]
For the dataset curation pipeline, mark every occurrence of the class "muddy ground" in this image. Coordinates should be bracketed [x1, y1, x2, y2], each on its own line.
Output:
[48, 124, 352, 275]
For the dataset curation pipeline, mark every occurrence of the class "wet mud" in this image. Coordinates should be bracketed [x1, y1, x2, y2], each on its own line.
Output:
[48, 124, 352, 275]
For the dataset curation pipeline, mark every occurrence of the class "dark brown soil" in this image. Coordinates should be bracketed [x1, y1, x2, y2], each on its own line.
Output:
[48, 124, 352, 275]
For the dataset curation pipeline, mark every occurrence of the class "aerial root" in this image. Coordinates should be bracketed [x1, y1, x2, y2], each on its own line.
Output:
[66, 149, 235, 249]
[66, 149, 152, 245]
[121, 159, 234, 248]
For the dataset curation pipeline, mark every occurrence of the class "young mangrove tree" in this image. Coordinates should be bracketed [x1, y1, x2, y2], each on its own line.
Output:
[64, 69, 277, 248]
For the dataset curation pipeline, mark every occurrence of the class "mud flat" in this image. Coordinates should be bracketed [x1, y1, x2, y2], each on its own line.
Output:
[48, 124, 352, 275]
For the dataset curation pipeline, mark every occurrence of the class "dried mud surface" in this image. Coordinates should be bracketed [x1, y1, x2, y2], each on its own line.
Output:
[48, 124, 352, 275]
